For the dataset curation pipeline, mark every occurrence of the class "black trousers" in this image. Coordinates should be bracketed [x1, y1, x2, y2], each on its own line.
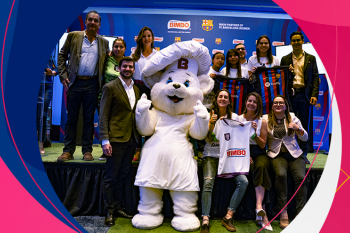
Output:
[63, 78, 98, 154]
[270, 152, 306, 215]
[103, 137, 138, 212]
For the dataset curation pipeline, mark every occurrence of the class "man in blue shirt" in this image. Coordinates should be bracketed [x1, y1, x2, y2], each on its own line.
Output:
[57, 10, 109, 162]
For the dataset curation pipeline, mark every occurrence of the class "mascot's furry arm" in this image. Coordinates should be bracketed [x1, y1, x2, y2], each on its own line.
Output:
[189, 100, 209, 140]
[136, 93, 158, 136]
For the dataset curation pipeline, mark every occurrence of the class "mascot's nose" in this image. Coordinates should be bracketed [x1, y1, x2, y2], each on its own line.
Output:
[173, 83, 181, 89]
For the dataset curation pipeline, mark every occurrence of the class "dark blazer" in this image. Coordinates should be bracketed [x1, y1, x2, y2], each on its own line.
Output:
[57, 31, 109, 88]
[99, 78, 141, 143]
[280, 52, 319, 101]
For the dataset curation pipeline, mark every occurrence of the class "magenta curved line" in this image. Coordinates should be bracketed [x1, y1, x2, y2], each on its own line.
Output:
[0, 1, 82, 232]
[257, 28, 337, 233]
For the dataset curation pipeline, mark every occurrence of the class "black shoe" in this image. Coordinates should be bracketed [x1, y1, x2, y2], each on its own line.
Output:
[105, 211, 116, 227]
[304, 156, 310, 164]
[116, 209, 133, 219]
[200, 223, 210, 233]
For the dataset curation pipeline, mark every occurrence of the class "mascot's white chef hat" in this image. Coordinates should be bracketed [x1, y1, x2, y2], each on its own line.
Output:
[141, 40, 212, 88]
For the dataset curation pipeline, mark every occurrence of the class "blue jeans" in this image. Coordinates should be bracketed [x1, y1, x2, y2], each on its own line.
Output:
[201, 157, 219, 217]
[290, 90, 312, 156]
[63, 78, 98, 154]
[201, 157, 249, 216]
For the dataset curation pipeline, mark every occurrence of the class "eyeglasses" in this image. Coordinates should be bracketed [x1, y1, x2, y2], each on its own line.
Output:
[291, 39, 302, 43]
[87, 18, 99, 23]
[236, 48, 246, 51]
[273, 101, 285, 106]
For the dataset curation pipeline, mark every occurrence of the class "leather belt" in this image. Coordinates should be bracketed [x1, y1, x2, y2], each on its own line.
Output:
[294, 87, 305, 92]
[77, 75, 97, 80]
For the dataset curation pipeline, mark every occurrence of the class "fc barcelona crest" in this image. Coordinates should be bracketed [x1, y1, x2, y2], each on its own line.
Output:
[215, 38, 222, 45]
[224, 133, 230, 141]
[235, 86, 240, 90]
[202, 19, 213, 31]
[175, 37, 181, 43]
[276, 73, 280, 79]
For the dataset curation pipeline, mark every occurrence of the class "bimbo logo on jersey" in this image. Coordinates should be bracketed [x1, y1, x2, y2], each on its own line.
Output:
[212, 49, 224, 54]
[226, 148, 247, 157]
[313, 116, 324, 121]
[154, 37, 164, 42]
[272, 41, 284, 46]
[168, 20, 191, 30]
[233, 39, 244, 44]
[192, 38, 205, 43]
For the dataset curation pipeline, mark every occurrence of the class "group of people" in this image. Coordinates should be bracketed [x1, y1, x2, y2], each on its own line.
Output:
[201, 90, 308, 232]
[52, 9, 319, 231]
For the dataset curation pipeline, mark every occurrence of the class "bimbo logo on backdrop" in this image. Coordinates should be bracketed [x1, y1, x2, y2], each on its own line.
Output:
[319, 91, 324, 95]
[226, 148, 247, 157]
[313, 142, 324, 146]
[272, 41, 284, 46]
[168, 20, 191, 30]
[313, 116, 324, 121]
[202, 19, 213, 31]
[131, 47, 136, 53]
[212, 49, 224, 54]
[215, 38, 221, 44]
[233, 39, 244, 44]
[154, 37, 164, 42]
[192, 38, 204, 43]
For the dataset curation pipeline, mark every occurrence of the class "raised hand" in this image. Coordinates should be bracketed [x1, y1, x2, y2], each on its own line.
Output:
[193, 100, 208, 119]
[137, 93, 152, 113]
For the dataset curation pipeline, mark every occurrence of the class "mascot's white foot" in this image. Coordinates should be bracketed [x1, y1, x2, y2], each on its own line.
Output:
[171, 214, 200, 232]
[132, 213, 164, 230]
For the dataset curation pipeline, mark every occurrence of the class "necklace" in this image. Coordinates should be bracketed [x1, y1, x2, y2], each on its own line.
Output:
[276, 117, 285, 124]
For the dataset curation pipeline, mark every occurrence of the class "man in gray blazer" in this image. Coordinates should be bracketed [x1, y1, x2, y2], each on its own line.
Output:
[57, 10, 109, 162]
[281, 31, 319, 164]
[99, 57, 141, 226]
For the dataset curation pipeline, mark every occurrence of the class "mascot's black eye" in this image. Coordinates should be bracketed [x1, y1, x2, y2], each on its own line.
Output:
[167, 78, 173, 84]
[184, 81, 190, 87]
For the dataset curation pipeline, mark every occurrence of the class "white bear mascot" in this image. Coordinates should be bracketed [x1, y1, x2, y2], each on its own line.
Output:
[131, 41, 214, 231]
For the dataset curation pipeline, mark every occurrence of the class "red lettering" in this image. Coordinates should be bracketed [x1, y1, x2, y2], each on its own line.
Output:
[237, 150, 241, 155]
[178, 58, 189, 69]
[242, 150, 246, 155]
[185, 23, 189, 27]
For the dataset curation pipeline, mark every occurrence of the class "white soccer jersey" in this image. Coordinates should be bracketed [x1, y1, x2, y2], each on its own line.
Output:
[213, 118, 253, 178]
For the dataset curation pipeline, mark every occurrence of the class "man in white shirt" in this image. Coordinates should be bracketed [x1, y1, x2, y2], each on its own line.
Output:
[235, 43, 248, 71]
[281, 31, 319, 164]
[99, 57, 141, 226]
[57, 11, 109, 162]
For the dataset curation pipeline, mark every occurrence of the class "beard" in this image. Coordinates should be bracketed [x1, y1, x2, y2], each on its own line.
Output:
[120, 72, 133, 79]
